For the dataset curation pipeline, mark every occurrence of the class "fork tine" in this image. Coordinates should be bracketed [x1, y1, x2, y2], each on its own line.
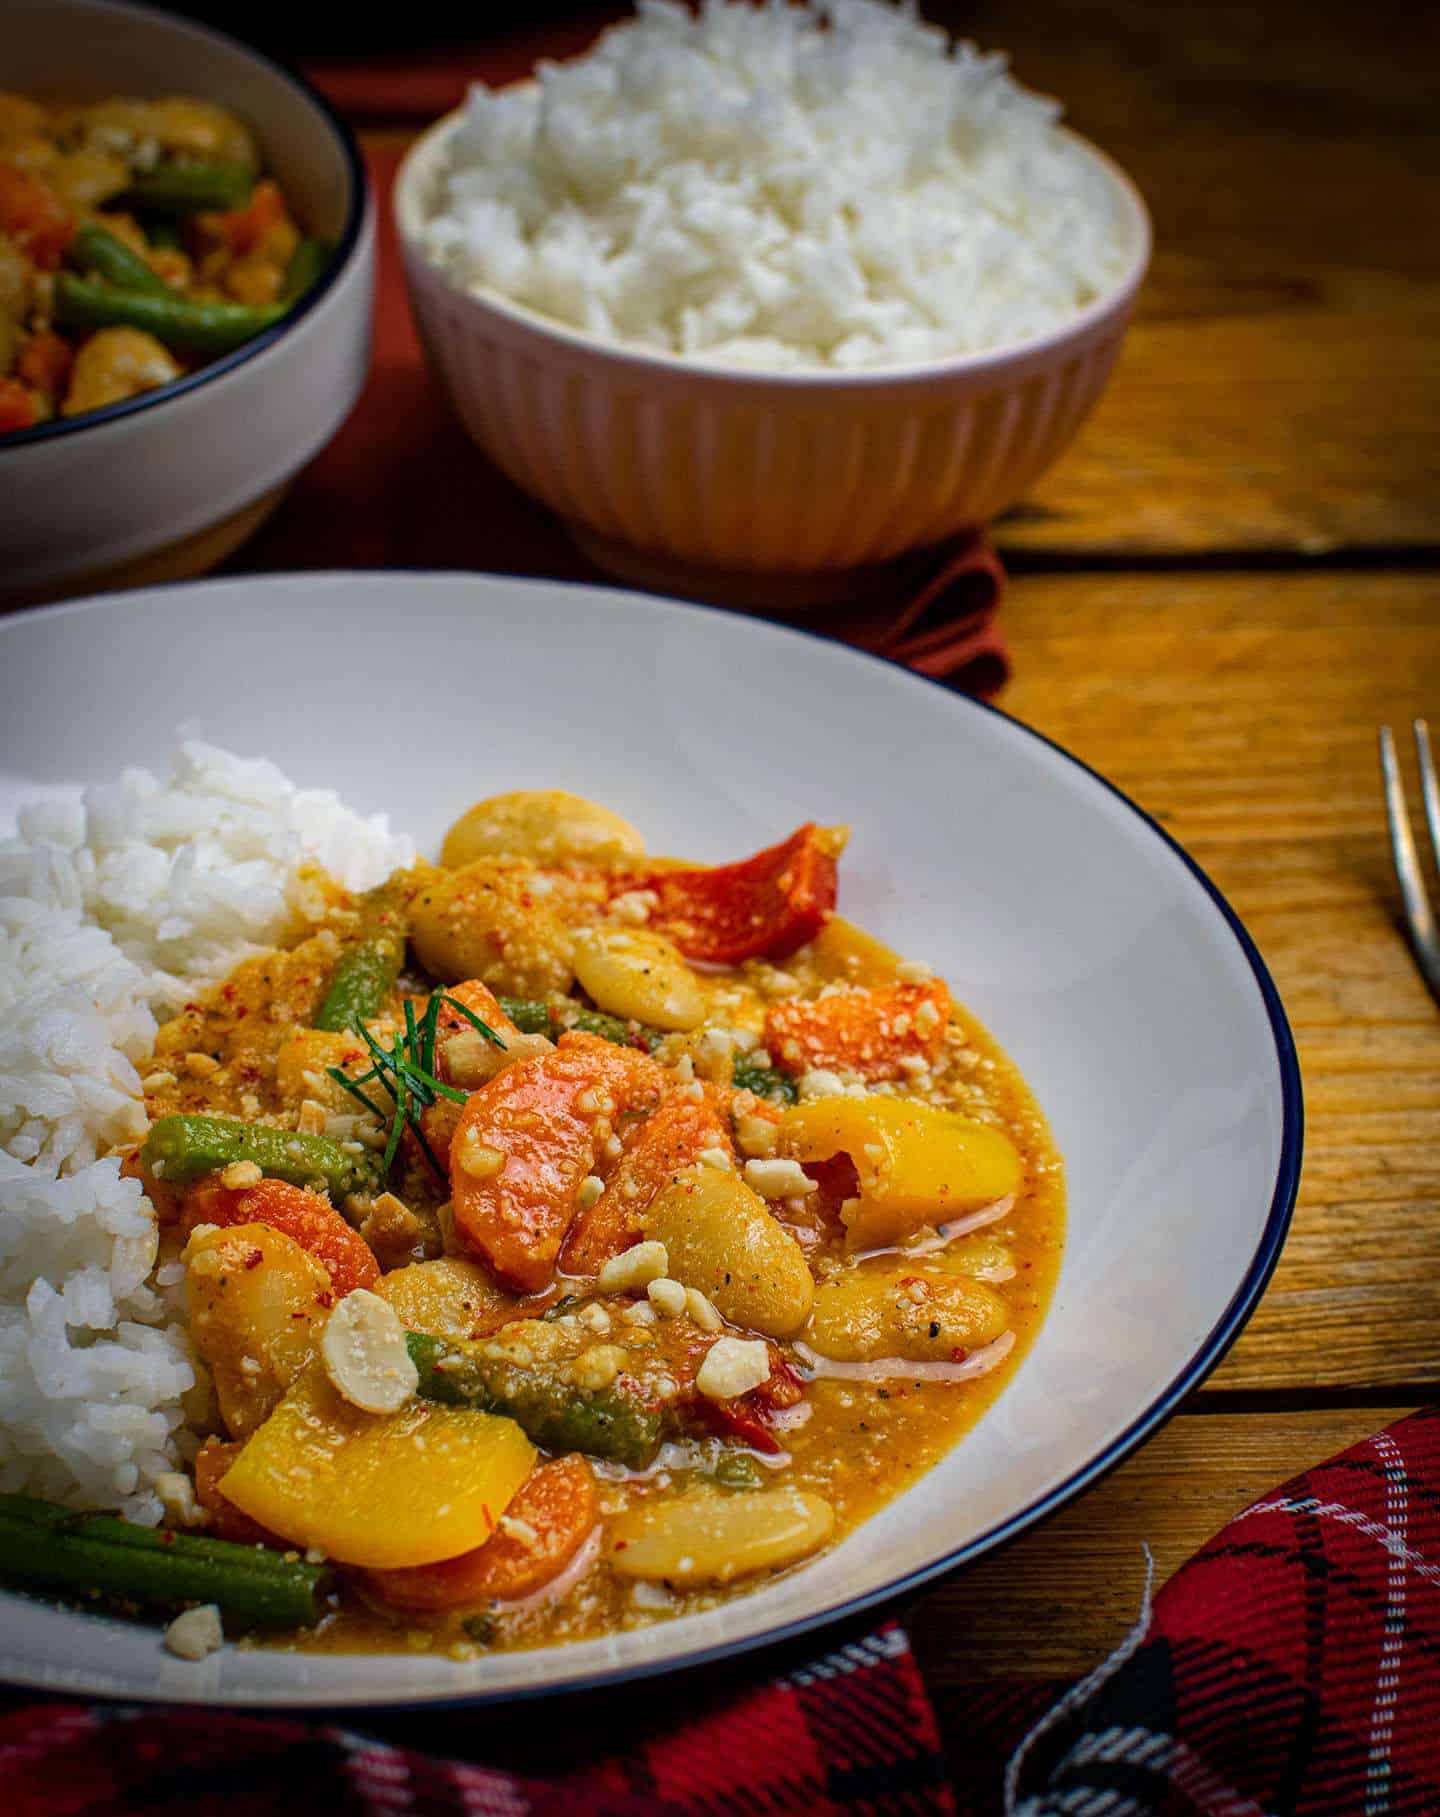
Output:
[1415, 719, 1440, 876]
[1380, 725, 1440, 1001]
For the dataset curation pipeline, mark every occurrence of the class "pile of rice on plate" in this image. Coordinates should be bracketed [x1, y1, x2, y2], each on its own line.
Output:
[418, 0, 1134, 369]
[0, 744, 410, 1523]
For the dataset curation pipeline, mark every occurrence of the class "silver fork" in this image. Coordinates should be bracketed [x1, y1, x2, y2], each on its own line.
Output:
[1379, 718, 1440, 1003]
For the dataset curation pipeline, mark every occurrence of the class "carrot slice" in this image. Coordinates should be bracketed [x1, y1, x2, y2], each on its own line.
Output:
[368, 1455, 598, 1610]
[765, 978, 952, 1080]
[210, 177, 289, 256]
[193, 1438, 284, 1547]
[610, 824, 845, 964]
[0, 376, 39, 433]
[561, 1087, 734, 1275]
[16, 329, 72, 398]
[182, 1176, 379, 1295]
[0, 165, 74, 268]
[449, 1032, 667, 1293]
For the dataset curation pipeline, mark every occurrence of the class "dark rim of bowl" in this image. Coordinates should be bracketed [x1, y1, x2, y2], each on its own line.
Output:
[0, 0, 367, 453]
[0, 571, 1305, 1710]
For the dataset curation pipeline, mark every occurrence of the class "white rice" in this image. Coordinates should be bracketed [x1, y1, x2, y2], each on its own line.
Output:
[420, 0, 1133, 370]
[0, 742, 412, 1521]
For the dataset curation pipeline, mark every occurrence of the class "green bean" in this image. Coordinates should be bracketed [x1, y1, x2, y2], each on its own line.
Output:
[570, 1007, 664, 1050]
[69, 224, 170, 296]
[497, 997, 551, 1035]
[124, 160, 254, 213]
[284, 237, 334, 302]
[0, 1494, 331, 1629]
[408, 1331, 663, 1469]
[496, 997, 663, 1052]
[316, 929, 405, 1033]
[731, 1056, 798, 1104]
[54, 272, 284, 355]
[316, 882, 408, 1033]
[140, 1114, 382, 1199]
[714, 1452, 765, 1491]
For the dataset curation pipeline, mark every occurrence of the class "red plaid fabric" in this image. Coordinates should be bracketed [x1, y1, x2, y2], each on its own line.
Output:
[957, 1405, 1440, 1815]
[1, 1621, 953, 1817]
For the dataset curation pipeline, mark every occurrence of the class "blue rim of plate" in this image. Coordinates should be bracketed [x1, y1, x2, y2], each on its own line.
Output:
[0, 0, 367, 453]
[0, 571, 1304, 1708]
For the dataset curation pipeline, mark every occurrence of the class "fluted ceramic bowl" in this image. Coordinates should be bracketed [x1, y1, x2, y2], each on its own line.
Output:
[0, 0, 373, 607]
[395, 107, 1149, 608]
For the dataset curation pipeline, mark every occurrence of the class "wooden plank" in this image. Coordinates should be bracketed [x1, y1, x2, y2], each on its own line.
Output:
[1003, 569, 1440, 1388]
[908, 1406, 1411, 1686]
[927, 0, 1440, 558]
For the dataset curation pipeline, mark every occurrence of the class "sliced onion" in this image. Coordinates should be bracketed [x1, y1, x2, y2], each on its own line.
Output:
[495, 1523, 604, 1613]
[794, 1329, 1015, 1385]
[852, 1194, 1015, 1265]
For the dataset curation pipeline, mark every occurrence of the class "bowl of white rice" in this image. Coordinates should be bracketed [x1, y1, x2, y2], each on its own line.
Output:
[395, 0, 1150, 606]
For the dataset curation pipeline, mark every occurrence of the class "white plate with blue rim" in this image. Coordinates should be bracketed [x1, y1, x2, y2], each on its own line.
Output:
[0, 571, 1300, 1707]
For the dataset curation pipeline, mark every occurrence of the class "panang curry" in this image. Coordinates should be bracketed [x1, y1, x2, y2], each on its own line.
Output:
[0, 90, 329, 436]
[4, 791, 1062, 1660]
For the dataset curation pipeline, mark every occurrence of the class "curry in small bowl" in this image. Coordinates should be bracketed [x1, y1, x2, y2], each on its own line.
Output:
[0, 90, 330, 435]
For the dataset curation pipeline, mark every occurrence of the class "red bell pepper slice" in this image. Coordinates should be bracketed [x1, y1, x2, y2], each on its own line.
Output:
[616, 824, 846, 964]
[697, 1353, 805, 1455]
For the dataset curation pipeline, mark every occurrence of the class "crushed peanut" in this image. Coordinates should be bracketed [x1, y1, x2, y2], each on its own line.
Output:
[597, 1240, 669, 1293]
[219, 1160, 263, 1191]
[455, 1131, 505, 1180]
[609, 889, 658, 925]
[163, 1604, 223, 1661]
[296, 1098, 329, 1135]
[735, 1115, 781, 1159]
[684, 1287, 723, 1332]
[646, 1276, 687, 1317]
[696, 1336, 770, 1400]
[572, 1343, 628, 1391]
[321, 1288, 419, 1414]
[744, 1157, 817, 1199]
[155, 1470, 206, 1528]
[360, 1192, 422, 1268]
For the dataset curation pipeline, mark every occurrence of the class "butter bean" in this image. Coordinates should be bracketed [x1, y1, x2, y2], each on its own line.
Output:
[609, 1487, 834, 1585]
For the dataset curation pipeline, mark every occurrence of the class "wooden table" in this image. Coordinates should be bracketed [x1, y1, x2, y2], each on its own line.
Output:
[300, 0, 1438, 1774]
[903, 0, 1440, 1728]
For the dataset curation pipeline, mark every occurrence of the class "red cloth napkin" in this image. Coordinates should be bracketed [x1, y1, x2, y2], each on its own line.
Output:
[229, 104, 1009, 698]
[960, 1404, 1440, 1815]
[5, 1408, 1439, 1814]
[3, 1619, 952, 1816]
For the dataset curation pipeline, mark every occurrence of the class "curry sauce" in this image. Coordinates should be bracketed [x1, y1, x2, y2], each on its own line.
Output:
[124, 794, 1063, 1659]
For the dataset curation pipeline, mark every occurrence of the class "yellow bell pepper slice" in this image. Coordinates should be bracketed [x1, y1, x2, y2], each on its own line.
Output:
[220, 1361, 535, 1569]
[778, 1096, 1023, 1250]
